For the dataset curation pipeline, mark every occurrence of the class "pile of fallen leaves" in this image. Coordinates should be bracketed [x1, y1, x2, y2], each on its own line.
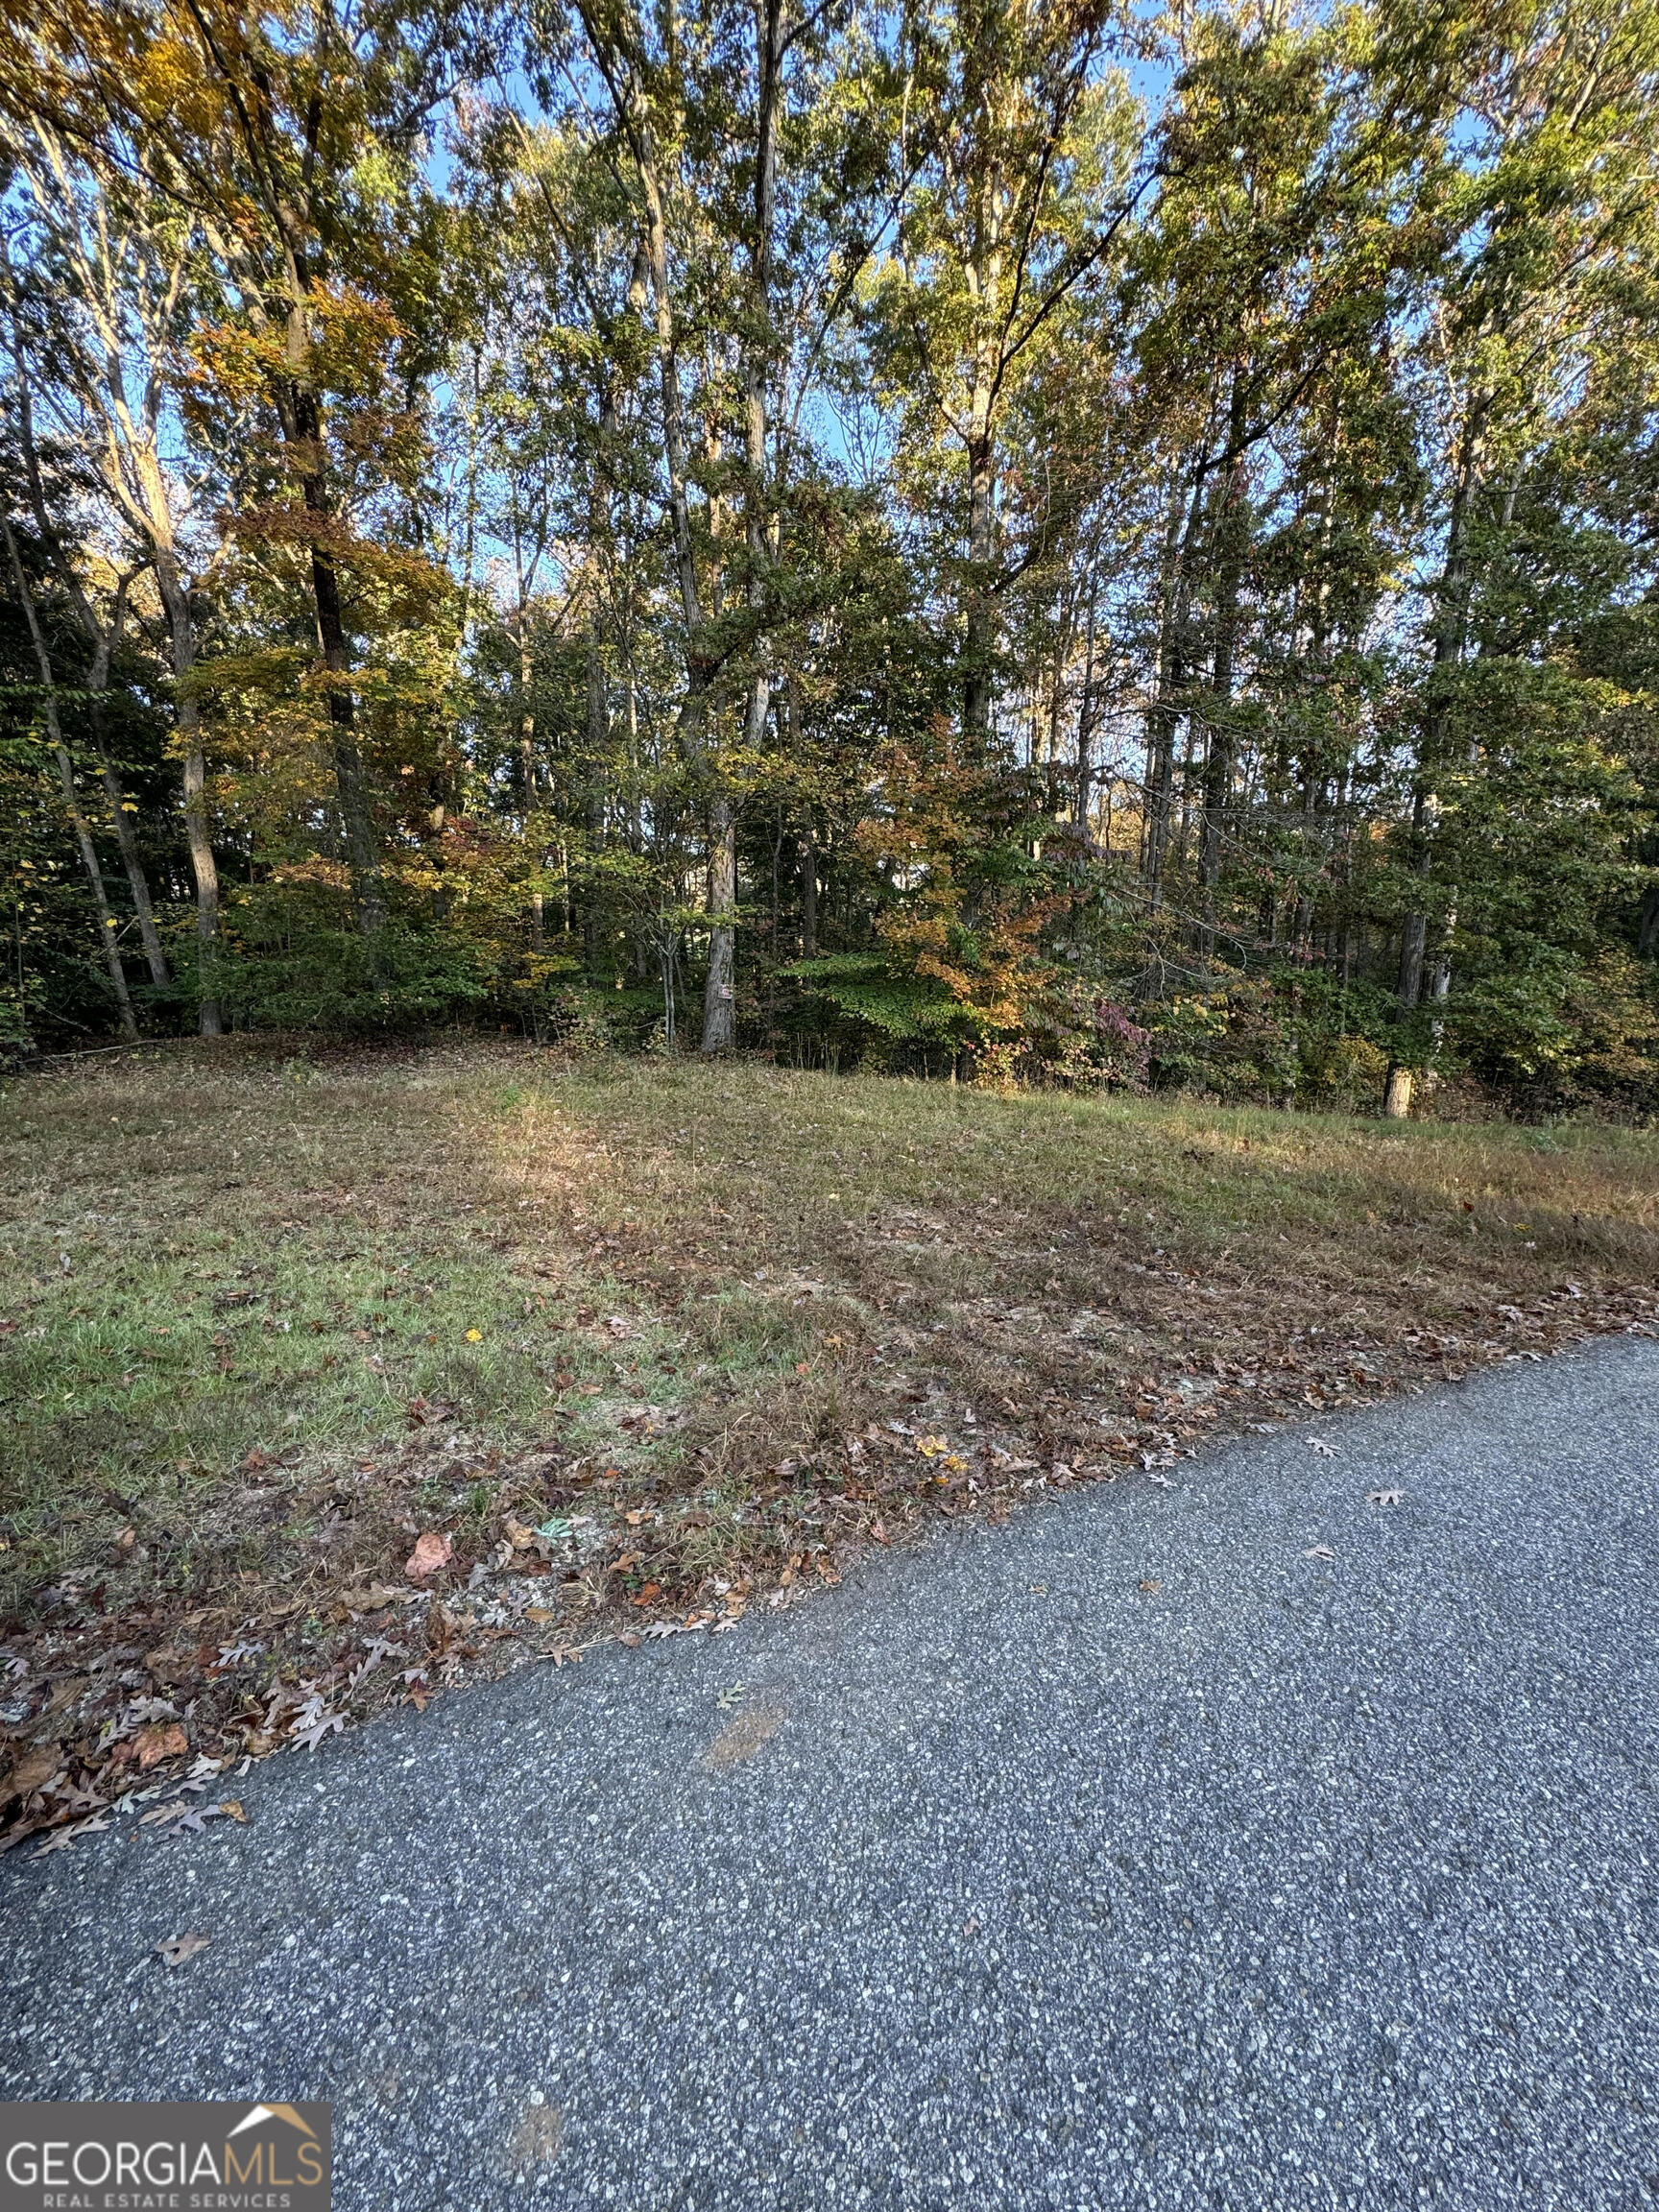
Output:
[0, 1384, 811, 1857]
[4, 1275, 1653, 1858]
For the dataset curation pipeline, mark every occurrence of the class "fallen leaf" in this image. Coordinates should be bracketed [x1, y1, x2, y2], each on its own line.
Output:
[29, 1812, 110, 1857]
[290, 1714, 346, 1753]
[135, 1723, 188, 1770]
[1138, 1578, 1163, 1594]
[156, 1932, 210, 1969]
[404, 1531, 453, 1580]
[340, 1582, 414, 1611]
[870, 1519, 889, 1545]
[1304, 1545, 1335, 1560]
[1366, 1487, 1404, 1507]
[523, 1605, 556, 1625]
[1308, 1438, 1338, 1458]
[465, 1329, 483, 1342]
[4, 1745, 62, 1804]
[155, 1800, 240, 1838]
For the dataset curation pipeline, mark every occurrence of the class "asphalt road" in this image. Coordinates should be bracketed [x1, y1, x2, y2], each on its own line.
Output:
[6, 1336, 1659, 2211]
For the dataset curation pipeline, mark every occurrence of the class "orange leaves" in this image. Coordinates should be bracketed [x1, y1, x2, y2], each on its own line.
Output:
[849, 732, 1066, 1049]
[135, 1721, 188, 1769]
[187, 284, 407, 421]
[403, 1531, 453, 1580]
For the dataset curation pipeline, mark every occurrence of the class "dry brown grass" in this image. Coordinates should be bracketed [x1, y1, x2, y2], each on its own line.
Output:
[2, 1038, 1655, 1850]
[539, 1056, 1659, 1478]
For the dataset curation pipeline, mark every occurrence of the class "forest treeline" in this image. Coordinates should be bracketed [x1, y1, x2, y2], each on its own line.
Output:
[2, 0, 1656, 1115]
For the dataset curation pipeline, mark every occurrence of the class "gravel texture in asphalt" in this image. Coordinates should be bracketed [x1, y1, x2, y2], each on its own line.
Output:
[5, 1335, 1659, 2211]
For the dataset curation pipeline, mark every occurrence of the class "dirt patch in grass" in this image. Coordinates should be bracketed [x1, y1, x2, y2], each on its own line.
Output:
[3, 1041, 1656, 1854]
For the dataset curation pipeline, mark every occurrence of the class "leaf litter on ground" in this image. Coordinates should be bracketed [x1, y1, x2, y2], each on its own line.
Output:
[4, 1043, 1657, 1853]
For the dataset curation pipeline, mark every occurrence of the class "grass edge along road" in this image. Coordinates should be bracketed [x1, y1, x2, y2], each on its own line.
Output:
[3, 1039, 1656, 1854]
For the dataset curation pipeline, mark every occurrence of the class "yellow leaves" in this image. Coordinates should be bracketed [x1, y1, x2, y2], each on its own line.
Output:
[184, 316, 273, 411]
[916, 1434, 970, 1478]
[270, 856, 353, 892]
[465, 1328, 483, 1341]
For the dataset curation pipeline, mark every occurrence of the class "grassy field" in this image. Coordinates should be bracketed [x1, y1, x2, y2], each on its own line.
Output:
[4, 1039, 1657, 1842]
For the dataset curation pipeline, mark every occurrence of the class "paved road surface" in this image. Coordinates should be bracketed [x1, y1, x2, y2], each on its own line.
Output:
[6, 1337, 1659, 2210]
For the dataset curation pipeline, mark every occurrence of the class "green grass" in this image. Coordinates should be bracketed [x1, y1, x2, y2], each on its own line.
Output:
[5, 1038, 1658, 1840]
[4, 1038, 1657, 1616]
[2, 1054, 655, 1541]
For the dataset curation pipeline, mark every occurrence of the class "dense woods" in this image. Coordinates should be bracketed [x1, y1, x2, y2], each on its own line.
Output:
[2, 0, 1656, 1115]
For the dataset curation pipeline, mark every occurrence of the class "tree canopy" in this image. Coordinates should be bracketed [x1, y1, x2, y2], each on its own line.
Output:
[4, 0, 1657, 1114]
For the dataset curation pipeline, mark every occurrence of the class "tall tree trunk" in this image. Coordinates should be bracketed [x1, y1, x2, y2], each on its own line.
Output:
[155, 559, 222, 1033]
[288, 387, 385, 946]
[788, 680, 817, 958]
[1398, 429, 1477, 1012]
[1395, 790, 1433, 1013]
[3, 519, 136, 1039]
[1387, 421, 1479, 1118]
[517, 620, 538, 806]
[1145, 467, 1206, 911]
[584, 620, 607, 983]
[86, 598, 171, 994]
[586, 38, 720, 1017]
[702, 794, 738, 1050]
[1076, 587, 1097, 835]
[1197, 376, 1250, 948]
[800, 829, 818, 958]
[5, 342, 172, 998]
[703, 0, 782, 1053]
[91, 748, 167, 994]
[962, 424, 997, 750]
